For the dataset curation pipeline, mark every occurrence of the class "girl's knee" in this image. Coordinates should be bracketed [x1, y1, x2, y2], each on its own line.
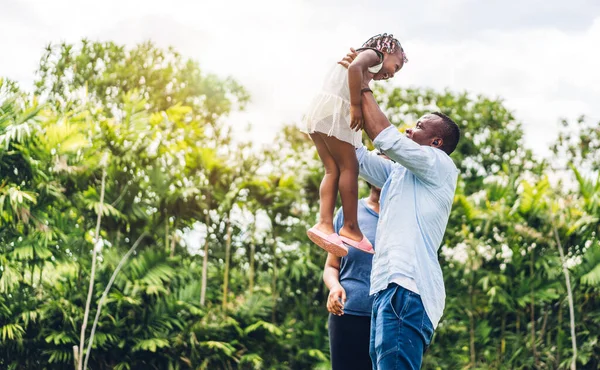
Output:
[336, 158, 359, 173]
[323, 164, 340, 177]
[338, 166, 359, 179]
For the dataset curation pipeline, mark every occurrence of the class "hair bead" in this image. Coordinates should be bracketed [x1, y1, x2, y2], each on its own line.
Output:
[362, 33, 408, 63]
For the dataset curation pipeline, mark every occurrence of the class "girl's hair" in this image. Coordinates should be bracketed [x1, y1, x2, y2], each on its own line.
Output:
[362, 33, 408, 64]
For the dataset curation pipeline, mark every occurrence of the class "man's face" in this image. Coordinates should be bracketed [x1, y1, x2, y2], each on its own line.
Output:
[405, 114, 443, 147]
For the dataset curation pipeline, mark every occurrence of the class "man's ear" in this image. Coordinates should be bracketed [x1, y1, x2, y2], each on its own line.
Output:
[432, 138, 443, 148]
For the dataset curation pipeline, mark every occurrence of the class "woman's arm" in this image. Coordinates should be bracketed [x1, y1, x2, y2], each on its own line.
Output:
[323, 253, 346, 315]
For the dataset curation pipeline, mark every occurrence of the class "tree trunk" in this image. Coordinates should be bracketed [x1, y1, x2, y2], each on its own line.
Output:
[170, 219, 177, 258]
[249, 221, 256, 293]
[469, 309, 475, 367]
[498, 313, 506, 366]
[540, 307, 549, 346]
[73, 345, 79, 370]
[222, 216, 232, 311]
[557, 304, 563, 368]
[200, 206, 211, 306]
[249, 239, 255, 293]
[271, 230, 278, 323]
[553, 225, 577, 370]
[38, 263, 44, 288]
[530, 250, 539, 366]
[165, 216, 169, 254]
[30, 260, 35, 285]
[78, 166, 107, 370]
[468, 270, 476, 368]
[83, 233, 147, 370]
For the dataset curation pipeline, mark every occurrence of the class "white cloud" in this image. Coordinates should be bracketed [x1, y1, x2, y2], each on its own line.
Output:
[401, 18, 600, 156]
[1, 0, 599, 157]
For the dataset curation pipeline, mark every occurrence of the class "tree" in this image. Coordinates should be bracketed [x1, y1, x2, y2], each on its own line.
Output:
[377, 86, 540, 194]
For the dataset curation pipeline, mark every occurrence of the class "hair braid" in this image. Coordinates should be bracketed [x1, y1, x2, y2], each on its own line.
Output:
[362, 33, 408, 63]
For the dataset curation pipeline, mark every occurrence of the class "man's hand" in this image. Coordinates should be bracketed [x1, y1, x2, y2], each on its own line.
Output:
[339, 47, 372, 90]
[350, 104, 364, 131]
[327, 284, 347, 316]
[338, 47, 394, 141]
[338, 47, 358, 69]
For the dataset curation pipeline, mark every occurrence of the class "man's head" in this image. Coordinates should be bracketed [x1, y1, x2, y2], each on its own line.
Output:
[405, 112, 460, 155]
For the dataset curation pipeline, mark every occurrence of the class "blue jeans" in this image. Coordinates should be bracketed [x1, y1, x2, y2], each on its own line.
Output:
[369, 284, 434, 369]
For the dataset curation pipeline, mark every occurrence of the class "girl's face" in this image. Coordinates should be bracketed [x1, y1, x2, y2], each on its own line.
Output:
[373, 50, 404, 81]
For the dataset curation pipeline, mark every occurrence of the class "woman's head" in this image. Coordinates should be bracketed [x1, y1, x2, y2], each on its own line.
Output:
[362, 33, 408, 81]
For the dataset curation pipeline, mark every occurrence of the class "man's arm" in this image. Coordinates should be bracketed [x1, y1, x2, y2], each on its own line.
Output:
[360, 91, 394, 141]
[361, 92, 451, 186]
[356, 146, 395, 188]
[339, 48, 451, 186]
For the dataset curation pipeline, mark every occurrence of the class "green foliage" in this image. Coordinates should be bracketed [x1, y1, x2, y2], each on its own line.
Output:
[377, 86, 539, 194]
[1, 41, 599, 370]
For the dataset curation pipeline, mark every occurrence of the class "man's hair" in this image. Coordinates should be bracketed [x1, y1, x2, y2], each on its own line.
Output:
[431, 112, 460, 155]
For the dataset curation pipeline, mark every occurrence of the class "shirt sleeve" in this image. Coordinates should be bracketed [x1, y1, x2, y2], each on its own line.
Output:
[355, 145, 396, 188]
[373, 126, 455, 187]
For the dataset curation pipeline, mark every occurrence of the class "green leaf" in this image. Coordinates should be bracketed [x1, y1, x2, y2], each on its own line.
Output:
[44, 331, 75, 345]
[132, 338, 170, 352]
[1, 323, 24, 341]
[0, 260, 21, 293]
[199, 341, 235, 357]
[244, 320, 283, 336]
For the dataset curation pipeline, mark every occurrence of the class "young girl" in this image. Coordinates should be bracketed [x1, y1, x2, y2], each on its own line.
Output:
[303, 33, 407, 257]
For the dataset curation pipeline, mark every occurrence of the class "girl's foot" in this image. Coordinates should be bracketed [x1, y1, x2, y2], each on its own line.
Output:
[339, 227, 374, 254]
[307, 224, 348, 257]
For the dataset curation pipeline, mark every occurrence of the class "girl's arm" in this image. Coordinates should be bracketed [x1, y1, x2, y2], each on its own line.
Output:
[347, 49, 381, 131]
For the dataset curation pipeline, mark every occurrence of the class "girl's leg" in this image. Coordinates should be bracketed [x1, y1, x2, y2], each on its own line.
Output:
[309, 133, 339, 235]
[319, 133, 364, 242]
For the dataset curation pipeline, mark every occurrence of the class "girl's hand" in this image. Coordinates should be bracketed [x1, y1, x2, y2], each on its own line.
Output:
[327, 284, 347, 316]
[350, 104, 364, 131]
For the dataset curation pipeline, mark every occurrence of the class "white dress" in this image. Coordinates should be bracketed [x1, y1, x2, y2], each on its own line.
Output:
[302, 52, 383, 148]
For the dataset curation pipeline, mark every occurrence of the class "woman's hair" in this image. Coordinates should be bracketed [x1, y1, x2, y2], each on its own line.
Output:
[362, 33, 408, 63]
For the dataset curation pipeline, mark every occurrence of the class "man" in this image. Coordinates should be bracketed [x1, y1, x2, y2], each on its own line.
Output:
[339, 50, 461, 369]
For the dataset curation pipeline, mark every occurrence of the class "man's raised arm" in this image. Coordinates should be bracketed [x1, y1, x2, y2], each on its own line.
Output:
[360, 90, 394, 141]
[361, 91, 451, 186]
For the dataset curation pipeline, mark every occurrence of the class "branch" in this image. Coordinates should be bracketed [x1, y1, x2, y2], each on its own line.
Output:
[83, 232, 147, 369]
[552, 224, 577, 370]
[78, 164, 107, 370]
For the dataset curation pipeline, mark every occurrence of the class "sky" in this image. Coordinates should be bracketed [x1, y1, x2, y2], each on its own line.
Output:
[1, 0, 600, 158]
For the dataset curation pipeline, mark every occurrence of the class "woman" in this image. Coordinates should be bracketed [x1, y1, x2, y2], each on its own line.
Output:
[323, 183, 380, 370]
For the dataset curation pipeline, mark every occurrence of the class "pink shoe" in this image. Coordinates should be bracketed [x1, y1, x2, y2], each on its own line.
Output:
[340, 235, 375, 255]
[307, 227, 348, 257]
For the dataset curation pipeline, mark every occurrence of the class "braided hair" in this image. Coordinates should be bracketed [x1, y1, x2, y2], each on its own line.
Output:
[362, 33, 408, 64]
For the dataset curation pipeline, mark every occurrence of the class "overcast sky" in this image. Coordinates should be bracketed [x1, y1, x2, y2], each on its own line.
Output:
[1, 0, 599, 157]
